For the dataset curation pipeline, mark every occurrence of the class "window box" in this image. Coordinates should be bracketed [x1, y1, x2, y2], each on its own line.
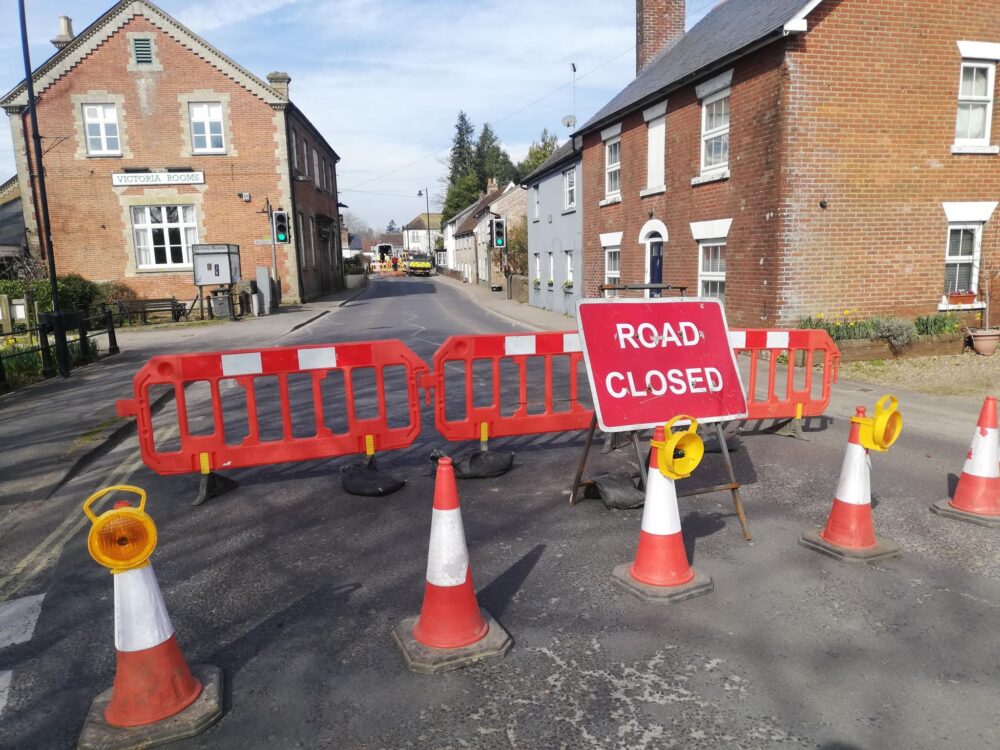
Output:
[948, 291, 977, 305]
[547, 279, 554, 289]
[532, 278, 541, 289]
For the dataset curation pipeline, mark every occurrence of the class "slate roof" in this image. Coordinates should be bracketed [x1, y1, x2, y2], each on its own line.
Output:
[578, 0, 816, 134]
[456, 190, 503, 236]
[403, 213, 443, 231]
[520, 140, 580, 186]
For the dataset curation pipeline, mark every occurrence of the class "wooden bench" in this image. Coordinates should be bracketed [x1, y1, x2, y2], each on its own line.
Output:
[117, 297, 189, 324]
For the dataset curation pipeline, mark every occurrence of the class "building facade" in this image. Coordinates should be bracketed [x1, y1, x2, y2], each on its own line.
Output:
[1, 1, 344, 304]
[523, 141, 582, 316]
[486, 183, 527, 292]
[578, 0, 1000, 327]
[401, 212, 442, 255]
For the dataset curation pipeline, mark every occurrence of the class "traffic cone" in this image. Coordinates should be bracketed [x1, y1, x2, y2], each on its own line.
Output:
[800, 407, 900, 562]
[392, 457, 511, 674]
[612, 427, 713, 603]
[931, 396, 1000, 527]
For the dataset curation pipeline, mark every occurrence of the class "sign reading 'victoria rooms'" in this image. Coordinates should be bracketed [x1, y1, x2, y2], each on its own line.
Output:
[111, 171, 205, 187]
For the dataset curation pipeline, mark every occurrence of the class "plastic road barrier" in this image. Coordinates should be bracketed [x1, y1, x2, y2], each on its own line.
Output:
[728, 329, 840, 421]
[117, 341, 427, 475]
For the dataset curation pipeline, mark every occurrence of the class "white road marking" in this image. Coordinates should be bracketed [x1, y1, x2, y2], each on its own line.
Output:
[0, 594, 45, 649]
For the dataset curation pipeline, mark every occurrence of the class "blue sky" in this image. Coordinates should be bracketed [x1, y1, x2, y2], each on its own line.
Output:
[0, 0, 712, 229]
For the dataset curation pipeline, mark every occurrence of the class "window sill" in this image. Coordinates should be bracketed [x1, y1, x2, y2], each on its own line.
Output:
[598, 194, 622, 207]
[938, 301, 985, 311]
[561, 207, 577, 215]
[532, 218, 540, 223]
[87, 153, 123, 158]
[192, 151, 228, 156]
[951, 144, 999, 155]
[640, 186, 666, 198]
[691, 169, 729, 186]
[136, 266, 194, 274]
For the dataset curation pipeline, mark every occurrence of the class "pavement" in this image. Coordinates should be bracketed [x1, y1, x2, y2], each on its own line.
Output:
[0, 270, 986, 514]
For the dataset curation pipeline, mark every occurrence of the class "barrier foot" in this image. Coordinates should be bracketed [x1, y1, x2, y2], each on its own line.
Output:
[392, 609, 512, 675]
[611, 564, 713, 604]
[930, 499, 1000, 528]
[798, 529, 901, 564]
[770, 417, 808, 441]
[78, 664, 223, 750]
[193, 472, 238, 506]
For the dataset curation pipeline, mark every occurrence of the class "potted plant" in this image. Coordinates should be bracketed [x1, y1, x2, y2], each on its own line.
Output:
[947, 289, 977, 305]
[966, 255, 1000, 355]
[563, 280, 574, 293]
[532, 278, 541, 289]
[547, 278, 554, 288]
[343, 256, 368, 290]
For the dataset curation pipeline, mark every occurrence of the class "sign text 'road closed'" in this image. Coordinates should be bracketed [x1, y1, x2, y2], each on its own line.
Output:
[576, 298, 748, 432]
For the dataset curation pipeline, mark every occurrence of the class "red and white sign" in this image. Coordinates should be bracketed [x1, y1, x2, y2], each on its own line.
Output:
[576, 298, 748, 432]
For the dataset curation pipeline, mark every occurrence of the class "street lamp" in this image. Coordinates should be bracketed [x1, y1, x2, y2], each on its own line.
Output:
[417, 189, 431, 259]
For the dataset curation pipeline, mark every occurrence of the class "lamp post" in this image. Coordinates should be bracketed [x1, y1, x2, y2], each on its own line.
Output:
[417, 188, 431, 258]
[19, 0, 70, 377]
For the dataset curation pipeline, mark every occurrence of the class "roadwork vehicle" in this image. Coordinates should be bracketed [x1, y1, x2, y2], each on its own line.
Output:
[407, 252, 433, 276]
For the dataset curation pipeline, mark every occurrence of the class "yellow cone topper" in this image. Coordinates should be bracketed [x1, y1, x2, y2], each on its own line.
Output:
[853, 394, 902, 452]
[82, 485, 157, 573]
[650, 415, 705, 480]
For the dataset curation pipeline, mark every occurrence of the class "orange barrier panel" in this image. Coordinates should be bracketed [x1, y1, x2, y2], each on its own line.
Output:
[116, 341, 428, 475]
[429, 332, 594, 441]
[728, 329, 840, 420]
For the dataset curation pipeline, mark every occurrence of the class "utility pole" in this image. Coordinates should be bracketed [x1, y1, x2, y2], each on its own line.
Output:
[417, 188, 431, 257]
[19, 0, 69, 377]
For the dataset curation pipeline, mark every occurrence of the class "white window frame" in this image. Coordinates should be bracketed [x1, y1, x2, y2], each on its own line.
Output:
[82, 103, 121, 156]
[131, 205, 198, 269]
[533, 185, 540, 220]
[944, 222, 983, 298]
[302, 139, 310, 176]
[533, 253, 541, 281]
[605, 137, 621, 198]
[291, 129, 298, 169]
[188, 102, 225, 154]
[954, 60, 996, 150]
[313, 149, 321, 187]
[547, 252, 554, 284]
[563, 169, 576, 210]
[604, 245, 620, 297]
[698, 238, 727, 301]
[701, 89, 730, 175]
[297, 212, 305, 267]
[309, 216, 317, 267]
[565, 251, 574, 284]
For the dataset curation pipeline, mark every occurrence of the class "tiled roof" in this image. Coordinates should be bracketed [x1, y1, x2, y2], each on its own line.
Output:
[578, 0, 816, 134]
[403, 213, 443, 231]
[456, 190, 503, 235]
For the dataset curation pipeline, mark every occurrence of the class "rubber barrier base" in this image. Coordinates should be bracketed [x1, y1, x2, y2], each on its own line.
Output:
[611, 563, 713, 604]
[193, 473, 238, 507]
[392, 608, 512, 675]
[798, 528, 901, 563]
[78, 664, 223, 750]
[930, 499, 1000, 528]
[341, 456, 406, 496]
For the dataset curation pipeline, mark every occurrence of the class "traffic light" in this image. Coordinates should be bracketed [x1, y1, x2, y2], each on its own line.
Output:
[493, 218, 506, 248]
[272, 210, 290, 243]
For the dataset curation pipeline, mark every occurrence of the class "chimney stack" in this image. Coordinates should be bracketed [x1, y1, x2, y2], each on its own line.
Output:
[51, 16, 75, 50]
[486, 177, 498, 194]
[266, 71, 291, 99]
[636, 1, 685, 74]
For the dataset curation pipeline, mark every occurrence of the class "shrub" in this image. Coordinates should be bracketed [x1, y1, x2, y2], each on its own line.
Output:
[798, 313, 916, 347]
[95, 280, 138, 310]
[57, 274, 100, 314]
[914, 313, 961, 336]
[869, 316, 916, 349]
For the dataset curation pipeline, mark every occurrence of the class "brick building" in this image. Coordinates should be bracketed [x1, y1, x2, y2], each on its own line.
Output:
[577, 0, 1000, 326]
[1, 0, 345, 305]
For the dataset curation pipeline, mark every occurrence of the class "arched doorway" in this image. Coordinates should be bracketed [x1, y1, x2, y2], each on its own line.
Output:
[638, 219, 669, 298]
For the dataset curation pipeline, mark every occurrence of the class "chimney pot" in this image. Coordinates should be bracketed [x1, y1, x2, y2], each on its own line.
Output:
[267, 71, 291, 98]
[51, 16, 75, 51]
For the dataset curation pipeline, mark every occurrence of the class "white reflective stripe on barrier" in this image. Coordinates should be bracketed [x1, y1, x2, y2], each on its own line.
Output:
[728, 330, 746, 349]
[114, 565, 174, 652]
[766, 331, 790, 349]
[835, 443, 871, 506]
[963, 427, 1000, 478]
[640, 470, 682, 535]
[505, 336, 536, 356]
[562, 333, 582, 352]
[425, 508, 470, 587]
[221, 352, 263, 377]
[298, 347, 337, 370]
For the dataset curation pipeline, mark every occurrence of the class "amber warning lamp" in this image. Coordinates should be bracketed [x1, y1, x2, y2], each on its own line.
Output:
[853, 394, 902, 452]
[82, 485, 158, 573]
[650, 415, 705, 480]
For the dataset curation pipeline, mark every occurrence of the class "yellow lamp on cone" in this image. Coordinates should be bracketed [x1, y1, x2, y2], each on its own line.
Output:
[853, 394, 902, 452]
[82, 485, 157, 573]
[651, 415, 704, 480]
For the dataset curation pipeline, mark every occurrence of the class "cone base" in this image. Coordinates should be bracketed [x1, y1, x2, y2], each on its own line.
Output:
[799, 528, 901, 564]
[931, 499, 1000, 528]
[393, 608, 512, 675]
[612, 563, 713, 604]
[78, 664, 223, 750]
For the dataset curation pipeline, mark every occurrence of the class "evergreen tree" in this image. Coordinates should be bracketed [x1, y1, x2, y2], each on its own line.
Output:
[441, 172, 481, 224]
[516, 128, 560, 179]
[386, 219, 397, 232]
[474, 124, 517, 189]
[447, 111, 476, 186]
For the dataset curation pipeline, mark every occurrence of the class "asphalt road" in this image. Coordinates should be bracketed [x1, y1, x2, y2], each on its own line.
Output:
[1, 276, 999, 749]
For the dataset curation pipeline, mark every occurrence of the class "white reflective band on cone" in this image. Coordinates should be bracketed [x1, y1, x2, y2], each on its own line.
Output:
[963, 428, 1000, 478]
[640, 470, 682, 535]
[836, 443, 871, 506]
[114, 565, 175, 652]
[425, 508, 470, 586]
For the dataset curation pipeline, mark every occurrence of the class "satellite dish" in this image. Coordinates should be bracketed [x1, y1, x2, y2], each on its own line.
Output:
[562, 115, 577, 128]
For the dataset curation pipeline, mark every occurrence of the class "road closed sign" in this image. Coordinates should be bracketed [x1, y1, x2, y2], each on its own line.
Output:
[576, 298, 748, 432]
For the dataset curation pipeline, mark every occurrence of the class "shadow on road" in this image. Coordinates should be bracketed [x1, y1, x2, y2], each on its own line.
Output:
[477, 543, 545, 619]
[681, 510, 728, 562]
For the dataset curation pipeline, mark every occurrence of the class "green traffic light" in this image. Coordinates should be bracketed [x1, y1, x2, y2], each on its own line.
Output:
[277, 232, 287, 241]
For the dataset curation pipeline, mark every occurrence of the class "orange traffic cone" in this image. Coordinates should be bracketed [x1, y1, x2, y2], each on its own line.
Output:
[392, 457, 511, 674]
[800, 407, 900, 562]
[612, 427, 713, 603]
[932, 396, 1000, 527]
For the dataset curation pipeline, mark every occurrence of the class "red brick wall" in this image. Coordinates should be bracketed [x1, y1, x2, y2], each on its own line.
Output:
[636, 0, 686, 74]
[582, 43, 787, 328]
[16, 15, 340, 304]
[779, 0, 1000, 324]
